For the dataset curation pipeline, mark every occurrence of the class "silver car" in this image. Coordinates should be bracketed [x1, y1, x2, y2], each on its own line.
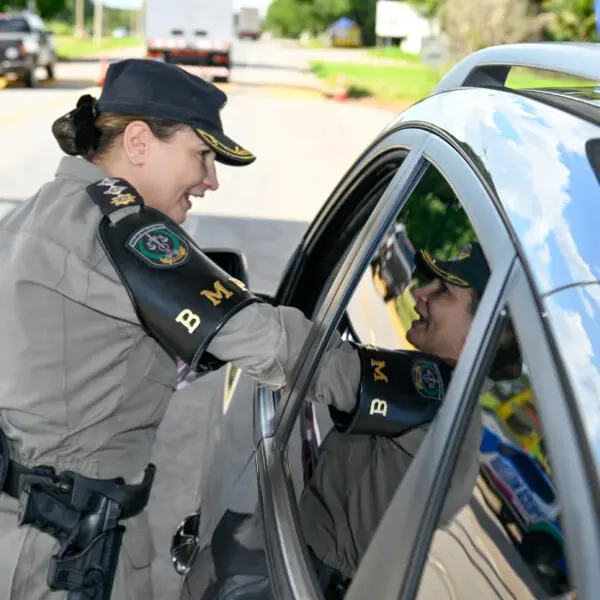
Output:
[171, 42, 600, 600]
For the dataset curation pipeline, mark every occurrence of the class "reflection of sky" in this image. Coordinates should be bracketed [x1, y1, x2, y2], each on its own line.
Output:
[398, 88, 600, 294]
[544, 285, 600, 478]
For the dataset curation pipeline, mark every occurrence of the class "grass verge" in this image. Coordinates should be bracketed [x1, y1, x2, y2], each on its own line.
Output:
[367, 46, 423, 63]
[54, 36, 142, 59]
[311, 59, 598, 104]
[310, 60, 441, 103]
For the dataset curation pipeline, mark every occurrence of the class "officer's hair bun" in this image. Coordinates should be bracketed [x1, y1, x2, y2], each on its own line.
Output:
[52, 94, 101, 157]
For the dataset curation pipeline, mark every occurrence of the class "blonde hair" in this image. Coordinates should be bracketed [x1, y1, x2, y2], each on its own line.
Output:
[51, 94, 185, 161]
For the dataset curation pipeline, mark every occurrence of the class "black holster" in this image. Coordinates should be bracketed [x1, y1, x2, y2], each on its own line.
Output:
[0, 429, 155, 600]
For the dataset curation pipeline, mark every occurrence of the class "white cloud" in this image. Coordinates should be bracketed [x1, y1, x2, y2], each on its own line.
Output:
[409, 89, 600, 295]
[545, 294, 600, 461]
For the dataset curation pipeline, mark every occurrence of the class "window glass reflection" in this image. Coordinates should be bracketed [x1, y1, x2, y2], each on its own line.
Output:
[419, 319, 574, 600]
[291, 162, 489, 598]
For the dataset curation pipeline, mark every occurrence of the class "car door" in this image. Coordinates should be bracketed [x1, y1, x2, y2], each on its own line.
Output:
[253, 130, 519, 599]
[173, 128, 424, 599]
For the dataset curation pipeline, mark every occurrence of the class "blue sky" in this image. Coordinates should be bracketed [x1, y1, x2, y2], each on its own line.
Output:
[103, 0, 273, 14]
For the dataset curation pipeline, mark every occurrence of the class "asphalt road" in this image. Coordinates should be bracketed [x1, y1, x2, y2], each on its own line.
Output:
[0, 39, 397, 599]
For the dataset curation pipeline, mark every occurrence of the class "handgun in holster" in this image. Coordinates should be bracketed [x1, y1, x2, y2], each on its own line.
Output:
[0, 429, 155, 600]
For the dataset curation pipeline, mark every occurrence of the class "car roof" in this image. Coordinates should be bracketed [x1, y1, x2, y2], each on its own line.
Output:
[385, 44, 600, 297]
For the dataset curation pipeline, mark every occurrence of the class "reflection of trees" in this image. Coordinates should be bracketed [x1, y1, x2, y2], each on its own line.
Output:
[399, 166, 477, 264]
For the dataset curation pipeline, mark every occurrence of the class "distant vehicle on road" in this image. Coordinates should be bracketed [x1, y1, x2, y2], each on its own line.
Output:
[237, 7, 261, 41]
[0, 11, 56, 88]
[145, 0, 233, 83]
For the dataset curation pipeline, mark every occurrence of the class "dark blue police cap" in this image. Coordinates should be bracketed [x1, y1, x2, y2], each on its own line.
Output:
[414, 242, 490, 296]
[96, 59, 255, 166]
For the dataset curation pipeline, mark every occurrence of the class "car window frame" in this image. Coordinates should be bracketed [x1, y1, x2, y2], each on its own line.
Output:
[255, 127, 431, 600]
[349, 261, 600, 600]
[510, 279, 600, 598]
[344, 134, 600, 599]
[337, 134, 518, 599]
[256, 128, 518, 598]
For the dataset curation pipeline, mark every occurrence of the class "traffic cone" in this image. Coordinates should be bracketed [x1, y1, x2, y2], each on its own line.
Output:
[97, 57, 108, 87]
[332, 74, 348, 102]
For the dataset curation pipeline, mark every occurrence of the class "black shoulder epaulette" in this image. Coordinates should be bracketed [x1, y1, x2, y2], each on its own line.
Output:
[87, 177, 144, 217]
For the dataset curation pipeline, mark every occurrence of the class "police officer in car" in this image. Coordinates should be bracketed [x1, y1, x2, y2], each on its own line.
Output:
[192, 244, 522, 600]
[0, 59, 458, 600]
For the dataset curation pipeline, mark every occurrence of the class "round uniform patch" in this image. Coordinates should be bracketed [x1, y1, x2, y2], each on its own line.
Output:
[127, 224, 189, 268]
[412, 360, 444, 400]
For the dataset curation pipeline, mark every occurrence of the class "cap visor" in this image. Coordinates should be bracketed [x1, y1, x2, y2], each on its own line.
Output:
[414, 251, 470, 288]
[195, 128, 256, 166]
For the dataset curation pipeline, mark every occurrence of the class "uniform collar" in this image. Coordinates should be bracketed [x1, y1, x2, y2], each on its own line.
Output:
[56, 156, 108, 183]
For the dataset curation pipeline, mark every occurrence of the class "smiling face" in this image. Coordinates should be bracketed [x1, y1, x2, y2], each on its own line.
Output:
[406, 278, 476, 363]
[100, 120, 220, 224]
[135, 126, 219, 224]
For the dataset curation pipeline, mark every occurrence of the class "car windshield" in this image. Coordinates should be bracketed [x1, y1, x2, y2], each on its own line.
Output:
[0, 17, 29, 33]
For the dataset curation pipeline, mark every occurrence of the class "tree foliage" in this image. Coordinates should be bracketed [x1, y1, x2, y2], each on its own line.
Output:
[542, 0, 598, 40]
[3, 0, 68, 20]
[264, 0, 377, 45]
[401, 167, 476, 262]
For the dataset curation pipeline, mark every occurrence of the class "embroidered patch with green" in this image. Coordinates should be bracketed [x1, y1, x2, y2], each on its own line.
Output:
[412, 360, 444, 400]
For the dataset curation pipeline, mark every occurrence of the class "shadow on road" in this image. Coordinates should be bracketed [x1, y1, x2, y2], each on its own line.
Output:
[57, 56, 311, 74]
[232, 61, 310, 74]
[57, 56, 111, 63]
[1, 77, 97, 91]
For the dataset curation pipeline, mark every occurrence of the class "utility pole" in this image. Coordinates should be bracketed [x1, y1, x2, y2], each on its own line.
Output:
[75, 0, 85, 38]
[138, 0, 146, 38]
[93, 0, 103, 45]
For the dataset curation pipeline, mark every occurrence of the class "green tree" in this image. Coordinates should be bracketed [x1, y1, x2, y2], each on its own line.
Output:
[542, 0, 598, 40]
[406, 0, 442, 18]
[263, 0, 312, 38]
[264, 0, 377, 45]
[402, 167, 476, 262]
[3, 0, 69, 20]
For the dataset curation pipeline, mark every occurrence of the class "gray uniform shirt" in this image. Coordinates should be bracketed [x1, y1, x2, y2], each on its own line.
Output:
[0, 156, 360, 594]
[0, 156, 358, 485]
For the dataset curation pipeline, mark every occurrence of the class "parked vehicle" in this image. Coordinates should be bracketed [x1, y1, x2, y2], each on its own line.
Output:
[237, 7, 261, 41]
[0, 11, 56, 88]
[145, 0, 233, 82]
[170, 43, 600, 600]
[480, 422, 568, 595]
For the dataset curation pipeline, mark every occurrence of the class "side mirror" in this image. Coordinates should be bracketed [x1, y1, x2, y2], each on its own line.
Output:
[170, 512, 201, 576]
[202, 248, 250, 288]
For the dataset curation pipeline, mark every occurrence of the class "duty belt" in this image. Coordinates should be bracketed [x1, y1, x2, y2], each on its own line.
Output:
[1, 458, 155, 520]
[0, 429, 155, 599]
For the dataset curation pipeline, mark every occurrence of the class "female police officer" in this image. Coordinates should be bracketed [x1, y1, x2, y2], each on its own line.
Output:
[0, 58, 464, 600]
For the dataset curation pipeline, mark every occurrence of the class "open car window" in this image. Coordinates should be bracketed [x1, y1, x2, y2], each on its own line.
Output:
[283, 156, 497, 596]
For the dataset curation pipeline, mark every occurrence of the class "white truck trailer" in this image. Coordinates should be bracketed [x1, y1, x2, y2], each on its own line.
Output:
[145, 0, 234, 82]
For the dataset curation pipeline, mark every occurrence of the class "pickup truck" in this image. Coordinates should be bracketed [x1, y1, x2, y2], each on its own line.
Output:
[0, 11, 57, 88]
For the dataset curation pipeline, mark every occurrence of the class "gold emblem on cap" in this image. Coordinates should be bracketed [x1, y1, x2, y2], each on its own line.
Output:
[422, 250, 469, 287]
[196, 129, 255, 160]
[456, 244, 472, 260]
